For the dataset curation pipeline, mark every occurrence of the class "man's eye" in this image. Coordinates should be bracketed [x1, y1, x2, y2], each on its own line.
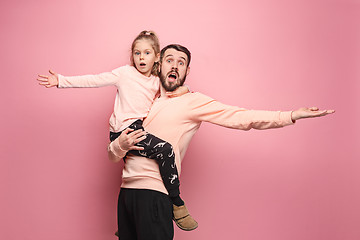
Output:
[179, 62, 184, 66]
[167, 59, 171, 63]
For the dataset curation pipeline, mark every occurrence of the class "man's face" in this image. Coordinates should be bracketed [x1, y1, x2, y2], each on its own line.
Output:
[159, 48, 189, 92]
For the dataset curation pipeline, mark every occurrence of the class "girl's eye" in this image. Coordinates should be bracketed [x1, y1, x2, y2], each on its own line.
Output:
[135, 52, 140, 55]
[146, 52, 150, 55]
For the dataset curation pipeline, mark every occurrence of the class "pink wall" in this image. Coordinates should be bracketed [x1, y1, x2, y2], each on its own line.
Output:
[1, 0, 359, 239]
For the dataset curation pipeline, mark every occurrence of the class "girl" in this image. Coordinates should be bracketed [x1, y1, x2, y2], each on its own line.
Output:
[37, 30, 198, 231]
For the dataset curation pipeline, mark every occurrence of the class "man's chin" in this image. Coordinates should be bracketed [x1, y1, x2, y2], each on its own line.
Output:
[163, 83, 178, 92]
[160, 72, 186, 92]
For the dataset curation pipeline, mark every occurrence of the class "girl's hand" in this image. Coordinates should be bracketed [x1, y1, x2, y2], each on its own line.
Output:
[117, 128, 146, 151]
[166, 85, 190, 98]
[37, 70, 59, 88]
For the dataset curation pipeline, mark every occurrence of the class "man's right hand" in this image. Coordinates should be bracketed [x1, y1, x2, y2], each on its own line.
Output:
[117, 128, 147, 152]
[37, 70, 59, 88]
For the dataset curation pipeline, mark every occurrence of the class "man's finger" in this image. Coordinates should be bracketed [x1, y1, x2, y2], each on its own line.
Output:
[38, 74, 48, 78]
[314, 110, 327, 116]
[135, 136, 147, 143]
[130, 146, 144, 151]
[49, 70, 55, 75]
[132, 131, 146, 139]
[122, 128, 134, 135]
[127, 129, 143, 137]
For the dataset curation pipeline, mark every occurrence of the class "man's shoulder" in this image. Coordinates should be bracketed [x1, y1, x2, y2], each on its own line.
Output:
[181, 91, 212, 99]
[184, 91, 214, 102]
[175, 92, 216, 108]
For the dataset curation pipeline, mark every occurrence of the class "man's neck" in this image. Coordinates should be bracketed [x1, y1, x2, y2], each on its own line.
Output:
[159, 86, 170, 99]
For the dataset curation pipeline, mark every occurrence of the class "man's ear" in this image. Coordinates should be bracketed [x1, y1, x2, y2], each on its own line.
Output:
[186, 66, 190, 76]
[157, 62, 161, 73]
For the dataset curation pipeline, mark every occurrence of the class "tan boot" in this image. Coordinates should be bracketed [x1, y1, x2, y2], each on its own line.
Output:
[172, 204, 198, 231]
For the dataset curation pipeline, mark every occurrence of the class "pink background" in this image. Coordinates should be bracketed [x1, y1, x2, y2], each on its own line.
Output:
[1, 0, 359, 239]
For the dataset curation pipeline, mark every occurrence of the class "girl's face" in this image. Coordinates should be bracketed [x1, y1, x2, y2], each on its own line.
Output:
[132, 39, 159, 77]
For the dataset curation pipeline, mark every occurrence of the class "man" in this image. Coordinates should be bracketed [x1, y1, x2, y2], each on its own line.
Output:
[108, 44, 334, 240]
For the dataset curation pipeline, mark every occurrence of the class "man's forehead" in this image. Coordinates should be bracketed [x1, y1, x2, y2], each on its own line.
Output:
[163, 49, 188, 62]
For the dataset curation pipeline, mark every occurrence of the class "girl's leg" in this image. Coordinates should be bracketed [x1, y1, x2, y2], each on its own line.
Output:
[127, 120, 181, 199]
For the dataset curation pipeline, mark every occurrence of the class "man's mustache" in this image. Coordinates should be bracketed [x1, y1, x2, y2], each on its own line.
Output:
[168, 69, 179, 75]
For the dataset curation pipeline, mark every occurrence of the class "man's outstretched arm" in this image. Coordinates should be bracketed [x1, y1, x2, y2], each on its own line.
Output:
[188, 93, 334, 130]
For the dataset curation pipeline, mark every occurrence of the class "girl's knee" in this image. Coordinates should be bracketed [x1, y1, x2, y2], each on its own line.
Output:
[163, 143, 172, 151]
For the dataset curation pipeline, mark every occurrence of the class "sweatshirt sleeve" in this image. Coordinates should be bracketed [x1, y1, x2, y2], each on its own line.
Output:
[107, 140, 127, 163]
[58, 66, 124, 88]
[189, 93, 294, 130]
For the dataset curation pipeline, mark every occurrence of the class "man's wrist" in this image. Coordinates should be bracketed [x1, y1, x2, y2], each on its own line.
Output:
[291, 110, 298, 122]
[109, 141, 127, 158]
[118, 142, 127, 152]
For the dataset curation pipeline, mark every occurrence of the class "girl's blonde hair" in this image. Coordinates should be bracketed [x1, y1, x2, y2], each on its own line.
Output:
[130, 30, 160, 76]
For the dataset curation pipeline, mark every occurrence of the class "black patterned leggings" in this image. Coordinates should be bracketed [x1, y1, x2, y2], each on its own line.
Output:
[110, 119, 180, 197]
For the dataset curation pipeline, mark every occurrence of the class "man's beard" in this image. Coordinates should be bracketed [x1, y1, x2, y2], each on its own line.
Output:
[159, 69, 187, 92]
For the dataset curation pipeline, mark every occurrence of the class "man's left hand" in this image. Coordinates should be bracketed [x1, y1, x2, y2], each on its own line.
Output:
[291, 107, 335, 121]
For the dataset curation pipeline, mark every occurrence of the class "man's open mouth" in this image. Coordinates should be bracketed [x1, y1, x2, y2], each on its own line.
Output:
[168, 72, 178, 81]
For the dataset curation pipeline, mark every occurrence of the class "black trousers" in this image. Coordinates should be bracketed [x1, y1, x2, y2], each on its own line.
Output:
[110, 120, 180, 197]
[117, 188, 174, 240]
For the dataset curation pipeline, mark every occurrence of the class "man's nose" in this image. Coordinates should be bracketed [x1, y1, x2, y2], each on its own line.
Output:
[171, 62, 178, 70]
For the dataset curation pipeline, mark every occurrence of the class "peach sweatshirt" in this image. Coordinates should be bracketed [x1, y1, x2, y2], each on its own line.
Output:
[58, 65, 160, 132]
[108, 92, 295, 195]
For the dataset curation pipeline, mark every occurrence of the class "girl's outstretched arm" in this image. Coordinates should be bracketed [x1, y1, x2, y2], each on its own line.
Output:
[38, 67, 123, 89]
